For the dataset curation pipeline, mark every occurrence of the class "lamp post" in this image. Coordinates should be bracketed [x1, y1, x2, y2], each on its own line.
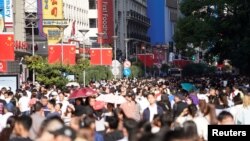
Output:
[96, 32, 104, 65]
[29, 19, 39, 85]
[124, 38, 130, 60]
[142, 46, 146, 77]
[112, 35, 118, 79]
[57, 25, 67, 64]
[79, 29, 89, 87]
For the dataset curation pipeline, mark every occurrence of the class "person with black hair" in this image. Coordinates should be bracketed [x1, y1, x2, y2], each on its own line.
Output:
[29, 101, 45, 140]
[10, 115, 32, 141]
[119, 118, 138, 141]
[18, 91, 30, 116]
[143, 93, 163, 122]
[0, 116, 16, 141]
[217, 111, 234, 125]
[41, 96, 50, 117]
[104, 116, 124, 141]
[47, 99, 60, 118]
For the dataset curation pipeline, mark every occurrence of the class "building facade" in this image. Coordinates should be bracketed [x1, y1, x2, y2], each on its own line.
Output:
[83, 0, 151, 61]
[116, 0, 150, 60]
[147, 0, 177, 63]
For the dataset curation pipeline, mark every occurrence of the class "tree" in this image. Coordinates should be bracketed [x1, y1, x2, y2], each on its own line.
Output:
[174, 0, 250, 74]
[25, 56, 76, 88]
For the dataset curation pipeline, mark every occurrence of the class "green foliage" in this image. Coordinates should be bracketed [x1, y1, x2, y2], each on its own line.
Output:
[83, 66, 113, 84]
[130, 65, 143, 78]
[24, 55, 47, 70]
[175, 0, 250, 74]
[182, 63, 216, 76]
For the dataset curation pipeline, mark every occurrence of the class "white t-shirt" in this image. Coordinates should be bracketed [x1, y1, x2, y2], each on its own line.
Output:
[149, 104, 158, 122]
[0, 112, 13, 132]
[57, 100, 69, 114]
[18, 96, 30, 112]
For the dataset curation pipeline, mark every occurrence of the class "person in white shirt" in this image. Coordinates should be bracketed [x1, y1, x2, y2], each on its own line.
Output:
[57, 92, 69, 114]
[0, 103, 14, 132]
[142, 93, 163, 122]
[18, 91, 30, 116]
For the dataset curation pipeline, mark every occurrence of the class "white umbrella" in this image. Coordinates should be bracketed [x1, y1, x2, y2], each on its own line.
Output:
[96, 93, 127, 104]
[66, 82, 80, 87]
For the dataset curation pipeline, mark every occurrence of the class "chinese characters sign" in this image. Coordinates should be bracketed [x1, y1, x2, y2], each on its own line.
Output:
[42, 0, 63, 19]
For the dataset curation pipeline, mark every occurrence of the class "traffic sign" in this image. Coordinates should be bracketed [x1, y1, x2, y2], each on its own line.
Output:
[112, 60, 121, 68]
[112, 68, 120, 75]
[123, 60, 131, 68]
[123, 68, 131, 76]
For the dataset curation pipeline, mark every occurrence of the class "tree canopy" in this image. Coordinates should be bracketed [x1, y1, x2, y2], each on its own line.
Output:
[174, 0, 250, 74]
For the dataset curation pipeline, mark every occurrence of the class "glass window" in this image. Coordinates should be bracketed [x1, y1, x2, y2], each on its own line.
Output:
[89, 0, 96, 9]
[89, 18, 97, 28]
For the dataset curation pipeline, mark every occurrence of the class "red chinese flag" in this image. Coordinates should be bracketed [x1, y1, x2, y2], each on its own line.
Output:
[102, 48, 112, 65]
[48, 45, 61, 64]
[90, 48, 101, 65]
[63, 45, 76, 65]
[90, 48, 112, 65]
[137, 54, 154, 67]
[0, 60, 7, 72]
[0, 33, 14, 61]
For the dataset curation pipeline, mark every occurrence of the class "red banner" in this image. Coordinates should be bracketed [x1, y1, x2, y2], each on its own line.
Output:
[153, 48, 166, 64]
[97, 0, 114, 44]
[63, 45, 76, 65]
[90, 48, 112, 65]
[0, 33, 15, 61]
[172, 59, 191, 69]
[0, 60, 7, 73]
[48, 44, 76, 65]
[137, 54, 154, 67]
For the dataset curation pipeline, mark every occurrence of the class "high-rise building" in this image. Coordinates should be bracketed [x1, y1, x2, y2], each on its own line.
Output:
[84, 0, 151, 61]
[147, 0, 177, 46]
[116, 0, 151, 60]
[147, 0, 177, 63]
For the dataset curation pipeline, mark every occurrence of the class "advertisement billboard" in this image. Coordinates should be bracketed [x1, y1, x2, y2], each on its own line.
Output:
[97, 0, 114, 44]
[0, 14, 4, 32]
[4, 0, 13, 27]
[0, 74, 19, 92]
[42, 0, 63, 19]
[43, 27, 62, 45]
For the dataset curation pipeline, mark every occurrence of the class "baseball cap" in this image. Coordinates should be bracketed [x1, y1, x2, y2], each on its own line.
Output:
[49, 126, 76, 140]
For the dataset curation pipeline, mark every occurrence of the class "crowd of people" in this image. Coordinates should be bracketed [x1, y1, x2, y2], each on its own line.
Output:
[0, 75, 250, 141]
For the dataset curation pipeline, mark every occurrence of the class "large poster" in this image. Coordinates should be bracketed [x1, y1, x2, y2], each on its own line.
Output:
[42, 0, 63, 19]
[97, 0, 114, 44]
[4, 0, 13, 27]
[0, 75, 19, 92]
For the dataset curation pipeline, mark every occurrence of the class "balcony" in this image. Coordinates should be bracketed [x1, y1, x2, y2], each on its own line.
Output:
[167, 0, 177, 9]
[128, 33, 150, 42]
[127, 10, 150, 27]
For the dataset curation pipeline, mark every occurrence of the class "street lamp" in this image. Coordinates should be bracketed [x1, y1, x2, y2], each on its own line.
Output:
[112, 35, 118, 79]
[141, 45, 146, 77]
[96, 32, 104, 65]
[79, 29, 89, 87]
[57, 25, 68, 64]
[124, 38, 130, 60]
[29, 19, 39, 85]
[112, 36, 118, 61]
